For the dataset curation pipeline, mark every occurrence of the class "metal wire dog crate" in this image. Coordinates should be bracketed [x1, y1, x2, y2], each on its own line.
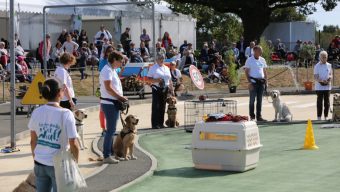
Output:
[184, 99, 237, 132]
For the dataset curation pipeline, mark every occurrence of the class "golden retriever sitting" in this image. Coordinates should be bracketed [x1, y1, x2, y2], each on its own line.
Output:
[165, 97, 179, 127]
[113, 114, 139, 161]
[13, 172, 35, 192]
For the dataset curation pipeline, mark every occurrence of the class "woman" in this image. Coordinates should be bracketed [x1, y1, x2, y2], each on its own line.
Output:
[51, 41, 64, 64]
[99, 51, 127, 163]
[78, 29, 89, 45]
[61, 34, 79, 55]
[147, 53, 174, 129]
[161, 32, 172, 49]
[54, 53, 77, 110]
[169, 61, 184, 96]
[314, 51, 332, 120]
[29, 78, 79, 192]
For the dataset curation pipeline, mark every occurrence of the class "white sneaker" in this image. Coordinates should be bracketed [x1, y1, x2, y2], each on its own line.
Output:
[103, 157, 119, 164]
[317, 117, 321, 121]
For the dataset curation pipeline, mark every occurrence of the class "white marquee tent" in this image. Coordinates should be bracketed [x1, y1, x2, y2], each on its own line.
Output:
[0, 0, 196, 50]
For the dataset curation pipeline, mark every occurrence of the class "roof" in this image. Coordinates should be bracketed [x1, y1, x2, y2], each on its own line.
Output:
[0, 0, 174, 15]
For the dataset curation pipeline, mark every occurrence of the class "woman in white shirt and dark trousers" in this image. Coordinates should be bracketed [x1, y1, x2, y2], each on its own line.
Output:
[29, 78, 79, 192]
[148, 53, 174, 129]
[314, 51, 332, 120]
[54, 53, 77, 110]
[99, 51, 127, 164]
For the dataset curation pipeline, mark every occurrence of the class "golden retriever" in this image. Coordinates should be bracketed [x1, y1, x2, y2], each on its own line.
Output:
[165, 97, 179, 127]
[113, 114, 139, 161]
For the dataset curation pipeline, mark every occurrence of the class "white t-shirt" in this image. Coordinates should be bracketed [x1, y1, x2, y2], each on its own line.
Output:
[314, 62, 332, 91]
[245, 56, 267, 83]
[54, 66, 75, 101]
[100, 64, 123, 105]
[61, 41, 79, 54]
[147, 63, 171, 87]
[245, 47, 254, 58]
[28, 105, 78, 166]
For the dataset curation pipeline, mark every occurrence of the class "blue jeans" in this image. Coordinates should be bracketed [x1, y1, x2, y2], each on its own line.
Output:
[34, 163, 57, 192]
[249, 83, 265, 118]
[101, 103, 119, 158]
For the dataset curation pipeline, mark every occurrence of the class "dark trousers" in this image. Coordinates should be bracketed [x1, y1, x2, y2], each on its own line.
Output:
[316, 90, 330, 118]
[151, 87, 168, 128]
[249, 83, 265, 118]
[60, 98, 77, 110]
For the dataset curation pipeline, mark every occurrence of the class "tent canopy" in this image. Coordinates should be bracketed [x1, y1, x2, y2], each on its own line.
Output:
[0, 0, 174, 16]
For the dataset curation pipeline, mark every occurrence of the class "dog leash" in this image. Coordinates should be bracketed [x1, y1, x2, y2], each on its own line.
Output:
[120, 104, 130, 128]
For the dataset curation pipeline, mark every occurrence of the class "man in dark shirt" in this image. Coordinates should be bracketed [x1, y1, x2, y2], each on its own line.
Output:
[179, 40, 188, 55]
[120, 27, 131, 55]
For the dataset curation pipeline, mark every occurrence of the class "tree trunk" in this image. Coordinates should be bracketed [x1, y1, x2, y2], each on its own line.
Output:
[239, 7, 271, 44]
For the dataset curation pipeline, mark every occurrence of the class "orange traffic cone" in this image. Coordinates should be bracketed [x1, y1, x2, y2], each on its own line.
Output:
[303, 119, 319, 150]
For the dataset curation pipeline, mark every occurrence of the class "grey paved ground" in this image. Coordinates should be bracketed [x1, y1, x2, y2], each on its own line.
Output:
[82, 134, 153, 192]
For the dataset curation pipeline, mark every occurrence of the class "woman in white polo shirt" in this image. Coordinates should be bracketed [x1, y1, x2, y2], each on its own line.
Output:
[99, 51, 127, 164]
[314, 51, 332, 120]
[54, 53, 76, 110]
[29, 78, 79, 192]
[147, 53, 174, 129]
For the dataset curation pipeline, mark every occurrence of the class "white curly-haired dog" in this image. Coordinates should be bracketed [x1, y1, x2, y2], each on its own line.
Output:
[270, 90, 293, 122]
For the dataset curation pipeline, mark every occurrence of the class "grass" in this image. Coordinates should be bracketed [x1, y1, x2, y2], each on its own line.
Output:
[124, 123, 340, 192]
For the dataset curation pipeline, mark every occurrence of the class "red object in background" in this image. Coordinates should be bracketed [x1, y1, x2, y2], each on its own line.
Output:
[205, 114, 249, 123]
[199, 95, 207, 101]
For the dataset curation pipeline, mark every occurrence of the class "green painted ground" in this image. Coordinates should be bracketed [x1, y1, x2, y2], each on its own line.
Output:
[124, 124, 340, 192]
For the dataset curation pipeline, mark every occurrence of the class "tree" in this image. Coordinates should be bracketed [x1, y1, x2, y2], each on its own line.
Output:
[165, 0, 339, 43]
[323, 25, 339, 33]
[270, 7, 306, 22]
[166, 2, 243, 47]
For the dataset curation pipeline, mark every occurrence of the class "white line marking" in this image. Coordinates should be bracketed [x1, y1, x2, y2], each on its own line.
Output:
[293, 102, 315, 108]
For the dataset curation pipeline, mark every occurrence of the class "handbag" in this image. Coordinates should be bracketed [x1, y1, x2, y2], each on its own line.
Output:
[53, 111, 87, 191]
[100, 97, 129, 111]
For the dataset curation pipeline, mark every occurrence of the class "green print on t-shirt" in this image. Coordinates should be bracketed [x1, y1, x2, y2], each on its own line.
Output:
[37, 123, 62, 149]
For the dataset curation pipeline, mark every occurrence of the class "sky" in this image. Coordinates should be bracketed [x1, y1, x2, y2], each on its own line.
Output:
[308, 3, 340, 29]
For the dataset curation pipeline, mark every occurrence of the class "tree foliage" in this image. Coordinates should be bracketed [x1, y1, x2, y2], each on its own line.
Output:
[164, 0, 339, 42]
[323, 25, 339, 33]
[166, 2, 243, 47]
[270, 7, 307, 22]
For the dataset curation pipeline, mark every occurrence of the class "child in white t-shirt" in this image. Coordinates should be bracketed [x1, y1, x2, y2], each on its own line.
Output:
[29, 78, 79, 192]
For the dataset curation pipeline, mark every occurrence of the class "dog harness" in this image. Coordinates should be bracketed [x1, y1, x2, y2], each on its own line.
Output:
[120, 130, 134, 139]
[75, 118, 84, 126]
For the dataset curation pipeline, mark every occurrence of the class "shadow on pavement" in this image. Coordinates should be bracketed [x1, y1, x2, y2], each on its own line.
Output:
[0, 169, 32, 177]
[153, 167, 239, 178]
[0, 153, 31, 159]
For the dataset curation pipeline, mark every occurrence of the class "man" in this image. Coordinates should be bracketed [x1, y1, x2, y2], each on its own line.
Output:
[140, 28, 151, 51]
[179, 40, 188, 55]
[120, 27, 131, 55]
[245, 46, 268, 121]
[245, 41, 255, 59]
[236, 36, 247, 65]
[94, 25, 112, 43]
[232, 42, 240, 61]
[275, 38, 286, 58]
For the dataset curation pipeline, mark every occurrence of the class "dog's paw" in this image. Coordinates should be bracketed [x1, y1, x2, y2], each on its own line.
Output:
[131, 156, 137, 160]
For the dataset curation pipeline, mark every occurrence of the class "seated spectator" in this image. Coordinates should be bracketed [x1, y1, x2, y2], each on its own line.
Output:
[207, 62, 220, 83]
[51, 41, 64, 64]
[245, 41, 255, 59]
[208, 41, 219, 58]
[166, 43, 177, 59]
[117, 44, 124, 53]
[61, 34, 79, 54]
[328, 41, 339, 60]
[128, 42, 143, 63]
[100, 37, 111, 59]
[17, 56, 32, 82]
[274, 38, 286, 58]
[155, 42, 166, 56]
[14, 42, 25, 56]
[179, 40, 188, 55]
[140, 28, 151, 51]
[220, 67, 229, 83]
[140, 42, 150, 62]
[200, 42, 209, 63]
[169, 61, 184, 96]
[293, 40, 302, 59]
[78, 29, 89, 45]
[161, 32, 172, 49]
[6, 61, 25, 82]
[180, 47, 195, 70]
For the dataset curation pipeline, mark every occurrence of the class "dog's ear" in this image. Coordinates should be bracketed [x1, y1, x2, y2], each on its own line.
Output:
[166, 97, 171, 104]
[75, 110, 79, 117]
